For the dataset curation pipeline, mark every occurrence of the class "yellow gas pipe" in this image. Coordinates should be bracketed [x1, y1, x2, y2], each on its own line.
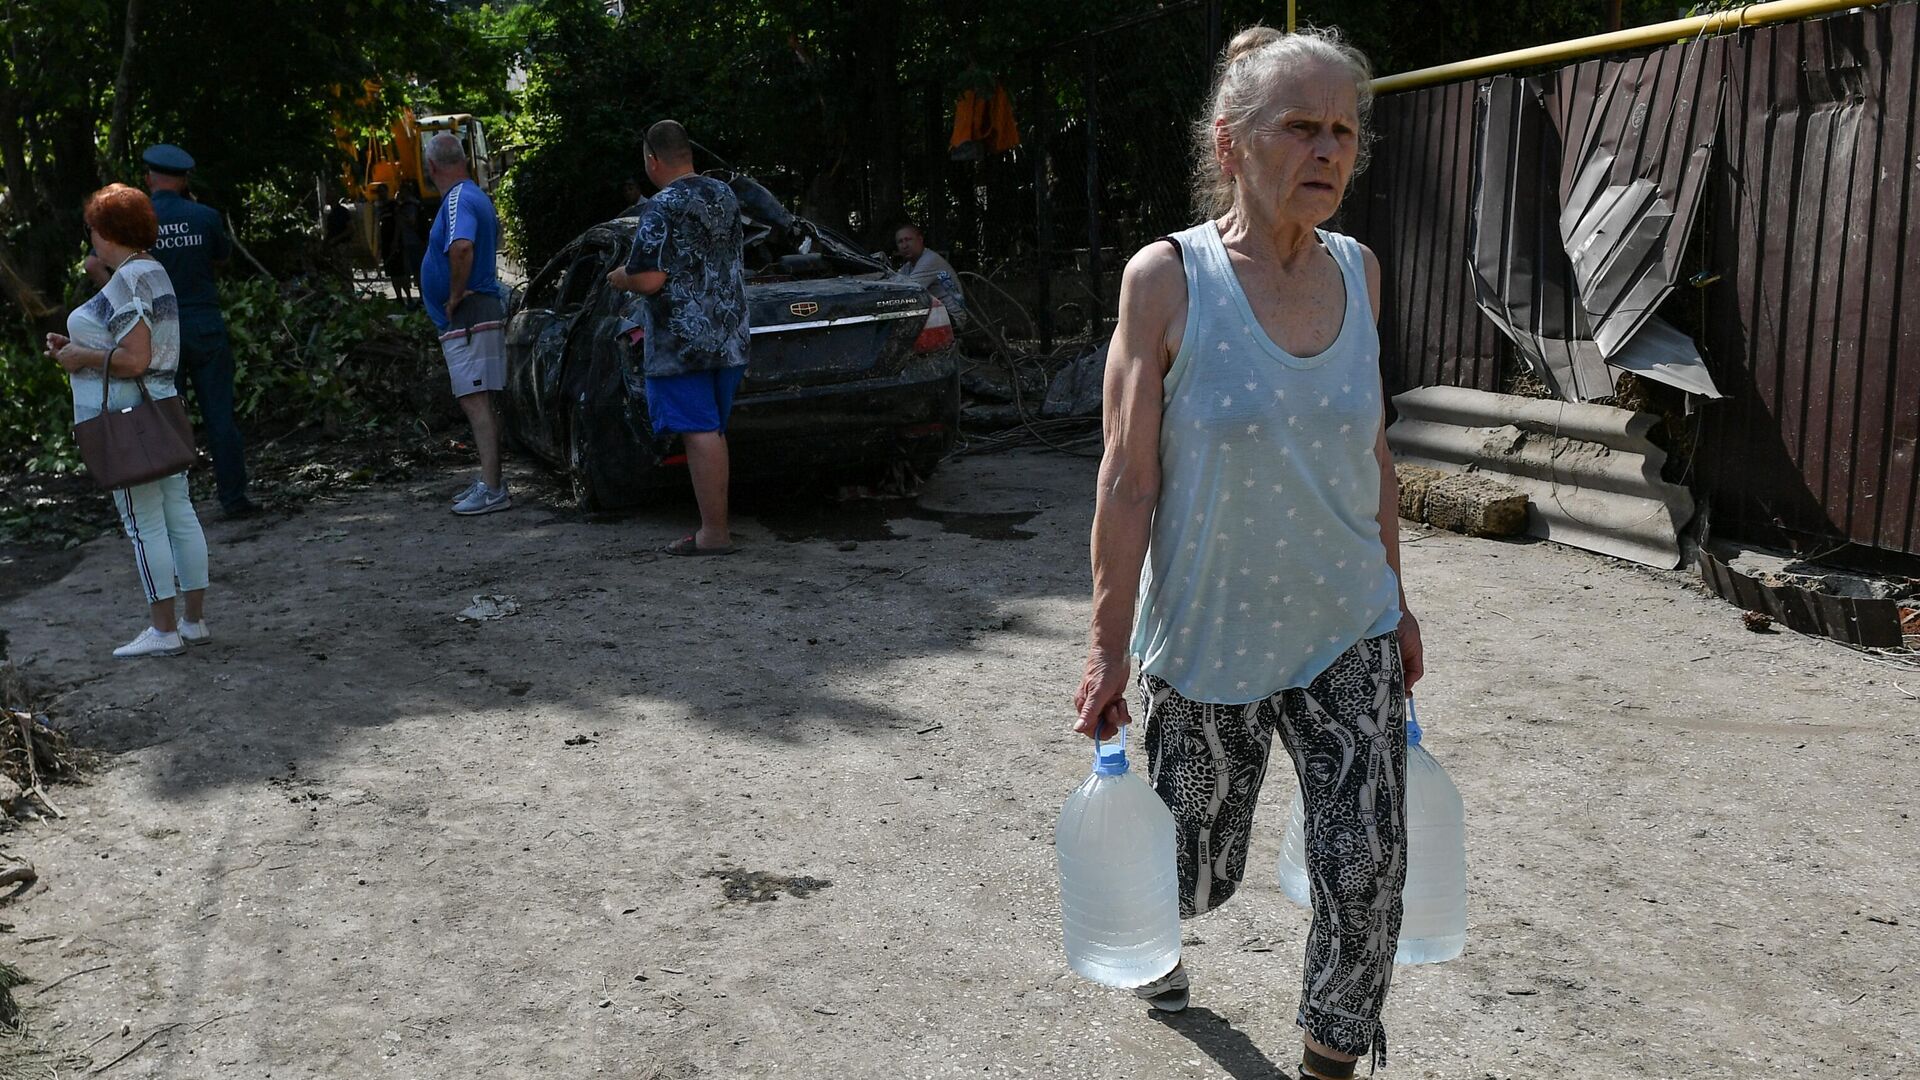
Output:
[1370, 0, 1886, 95]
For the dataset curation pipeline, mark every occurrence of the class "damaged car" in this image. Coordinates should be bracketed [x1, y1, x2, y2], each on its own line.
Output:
[502, 172, 961, 509]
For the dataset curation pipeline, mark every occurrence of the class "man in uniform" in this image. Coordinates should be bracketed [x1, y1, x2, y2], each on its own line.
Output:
[87, 144, 255, 517]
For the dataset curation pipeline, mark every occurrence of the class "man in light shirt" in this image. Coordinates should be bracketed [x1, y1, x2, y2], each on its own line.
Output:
[892, 223, 967, 319]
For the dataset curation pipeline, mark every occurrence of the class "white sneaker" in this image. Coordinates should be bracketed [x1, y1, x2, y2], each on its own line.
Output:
[1132, 962, 1189, 1012]
[451, 478, 486, 505]
[452, 484, 512, 516]
[113, 627, 185, 658]
[178, 620, 212, 646]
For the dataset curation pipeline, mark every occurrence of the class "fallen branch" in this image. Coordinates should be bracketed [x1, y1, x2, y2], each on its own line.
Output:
[10, 709, 65, 818]
[90, 1021, 181, 1075]
[0, 858, 35, 891]
[33, 962, 109, 997]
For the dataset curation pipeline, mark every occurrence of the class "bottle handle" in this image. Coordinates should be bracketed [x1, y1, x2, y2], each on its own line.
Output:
[1093, 724, 1127, 764]
[1406, 696, 1423, 746]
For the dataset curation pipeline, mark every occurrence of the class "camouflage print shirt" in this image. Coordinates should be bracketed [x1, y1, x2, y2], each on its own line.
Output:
[624, 174, 750, 378]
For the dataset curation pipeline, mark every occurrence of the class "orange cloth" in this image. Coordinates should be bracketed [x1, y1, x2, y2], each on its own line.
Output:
[949, 84, 1021, 159]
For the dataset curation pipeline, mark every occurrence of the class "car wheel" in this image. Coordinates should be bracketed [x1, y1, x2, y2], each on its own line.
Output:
[567, 399, 602, 512]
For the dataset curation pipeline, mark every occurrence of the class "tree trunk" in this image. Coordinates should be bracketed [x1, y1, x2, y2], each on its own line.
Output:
[105, 0, 144, 179]
[856, 0, 903, 243]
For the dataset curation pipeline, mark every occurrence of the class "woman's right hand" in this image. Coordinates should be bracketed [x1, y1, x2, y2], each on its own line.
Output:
[1073, 645, 1133, 741]
[43, 332, 69, 360]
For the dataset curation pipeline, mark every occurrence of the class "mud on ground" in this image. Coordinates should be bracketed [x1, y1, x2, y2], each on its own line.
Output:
[0, 450, 1914, 1079]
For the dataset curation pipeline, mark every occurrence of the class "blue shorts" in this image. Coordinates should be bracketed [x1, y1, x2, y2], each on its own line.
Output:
[645, 366, 747, 435]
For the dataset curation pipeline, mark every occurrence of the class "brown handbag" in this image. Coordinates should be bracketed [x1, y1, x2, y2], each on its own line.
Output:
[72, 352, 197, 490]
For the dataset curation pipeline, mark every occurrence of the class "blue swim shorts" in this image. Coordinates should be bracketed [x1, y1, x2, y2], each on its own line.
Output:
[645, 366, 748, 435]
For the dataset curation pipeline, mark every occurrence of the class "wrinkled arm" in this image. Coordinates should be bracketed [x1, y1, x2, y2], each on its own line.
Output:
[52, 320, 152, 377]
[1074, 243, 1184, 738]
[1360, 243, 1423, 689]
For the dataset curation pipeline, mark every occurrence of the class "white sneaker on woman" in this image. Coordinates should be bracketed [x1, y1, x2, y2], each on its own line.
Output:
[178, 620, 212, 646]
[113, 627, 185, 658]
[1132, 962, 1190, 1012]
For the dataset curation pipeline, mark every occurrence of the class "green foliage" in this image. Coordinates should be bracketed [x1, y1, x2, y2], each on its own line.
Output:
[0, 276, 440, 477]
[0, 0, 518, 324]
[214, 277, 443, 434]
[501, 0, 1697, 270]
[0, 332, 84, 477]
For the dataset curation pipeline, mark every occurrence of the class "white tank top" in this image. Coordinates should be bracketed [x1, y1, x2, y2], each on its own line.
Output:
[1129, 221, 1401, 703]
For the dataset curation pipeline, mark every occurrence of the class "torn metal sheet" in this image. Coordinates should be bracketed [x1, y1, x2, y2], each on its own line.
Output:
[1466, 41, 1726, 401]
[1606, 315, 1722, 399]
[1469, 77, 1617, 400]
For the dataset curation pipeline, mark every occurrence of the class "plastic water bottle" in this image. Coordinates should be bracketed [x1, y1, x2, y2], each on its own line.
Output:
[1055, 727, 1182, 988]
[1276, 700, 1468, 965]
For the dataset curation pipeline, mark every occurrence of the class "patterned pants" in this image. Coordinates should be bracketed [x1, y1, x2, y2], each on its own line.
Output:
[1141, 633, 1407, 1068]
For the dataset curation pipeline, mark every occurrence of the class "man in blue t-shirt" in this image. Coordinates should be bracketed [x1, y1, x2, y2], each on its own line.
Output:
[419, 133, 512, 516]
[87, 144, 255, 517]
[606, 120, 749, 555]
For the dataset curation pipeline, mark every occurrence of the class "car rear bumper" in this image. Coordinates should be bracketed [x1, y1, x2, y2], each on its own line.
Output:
[582, 350, 961, 502]
[728, 350, 960, 468]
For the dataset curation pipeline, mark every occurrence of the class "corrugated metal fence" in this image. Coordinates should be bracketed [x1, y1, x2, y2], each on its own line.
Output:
[1345, 2, 1920, 558]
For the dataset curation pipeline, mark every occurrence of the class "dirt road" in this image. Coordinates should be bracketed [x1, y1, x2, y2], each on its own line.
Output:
[2, 450, 1914, 1078]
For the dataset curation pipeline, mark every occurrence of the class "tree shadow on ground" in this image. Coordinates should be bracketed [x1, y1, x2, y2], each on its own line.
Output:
[4, 451, 1092, 800]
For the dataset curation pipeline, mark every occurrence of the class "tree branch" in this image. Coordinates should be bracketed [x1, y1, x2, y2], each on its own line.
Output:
[105, 0, 144, 179]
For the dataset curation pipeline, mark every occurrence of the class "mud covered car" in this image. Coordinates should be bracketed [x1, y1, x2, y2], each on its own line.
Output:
[502, 173, 960, 509]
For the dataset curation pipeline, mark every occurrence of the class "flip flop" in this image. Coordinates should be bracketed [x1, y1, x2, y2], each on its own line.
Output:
[663, 535, 736, 557]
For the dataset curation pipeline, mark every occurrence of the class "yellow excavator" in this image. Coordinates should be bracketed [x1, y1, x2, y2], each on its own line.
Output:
[334, 104, 500, 268]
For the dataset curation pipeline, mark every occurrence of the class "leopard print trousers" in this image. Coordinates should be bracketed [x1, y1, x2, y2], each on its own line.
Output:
[1141, 632, 1407, 1069]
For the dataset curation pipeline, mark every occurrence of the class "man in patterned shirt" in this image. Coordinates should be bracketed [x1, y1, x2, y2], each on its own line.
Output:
[607, 120, 750, 555]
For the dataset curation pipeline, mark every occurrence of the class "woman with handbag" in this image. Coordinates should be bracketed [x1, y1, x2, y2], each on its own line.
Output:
[44, 183, 211, 658]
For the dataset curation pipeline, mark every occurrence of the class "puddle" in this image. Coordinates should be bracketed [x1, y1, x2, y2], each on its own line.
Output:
[757, 499, 1037, 543]
[702, 867, 833, 903]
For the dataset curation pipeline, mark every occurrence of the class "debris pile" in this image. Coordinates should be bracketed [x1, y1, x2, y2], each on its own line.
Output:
[1, 656, 85, 825]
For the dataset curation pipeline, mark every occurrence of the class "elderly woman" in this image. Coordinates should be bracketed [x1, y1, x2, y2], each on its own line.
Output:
[45, 184, 210, 658]
[1073, 25, 1424, 1080]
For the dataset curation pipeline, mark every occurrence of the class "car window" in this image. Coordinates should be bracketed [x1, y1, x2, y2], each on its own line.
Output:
[555, 249, 607, 312]
[524, 247, 576, 309]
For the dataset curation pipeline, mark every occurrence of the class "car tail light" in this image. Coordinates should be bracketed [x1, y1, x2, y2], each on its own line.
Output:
[914, 297, 954, 352]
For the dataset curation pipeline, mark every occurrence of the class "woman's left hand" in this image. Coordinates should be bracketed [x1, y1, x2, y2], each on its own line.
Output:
[44, 334, 85, 373]
[55, 343, 92, 373]
[1397, 610, 1424, 691]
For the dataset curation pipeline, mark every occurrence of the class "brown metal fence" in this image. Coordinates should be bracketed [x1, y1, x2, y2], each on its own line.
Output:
[1343, 1, 1920, 559]
[1342, 80, 1506, 396]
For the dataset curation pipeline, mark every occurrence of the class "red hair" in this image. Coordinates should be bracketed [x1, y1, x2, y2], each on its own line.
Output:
[84, 184, 159, 250]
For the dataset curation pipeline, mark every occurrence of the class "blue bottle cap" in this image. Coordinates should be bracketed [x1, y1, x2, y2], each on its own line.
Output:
[1406, 697, 1423, 747]
[1093, 727, 1129, 776]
